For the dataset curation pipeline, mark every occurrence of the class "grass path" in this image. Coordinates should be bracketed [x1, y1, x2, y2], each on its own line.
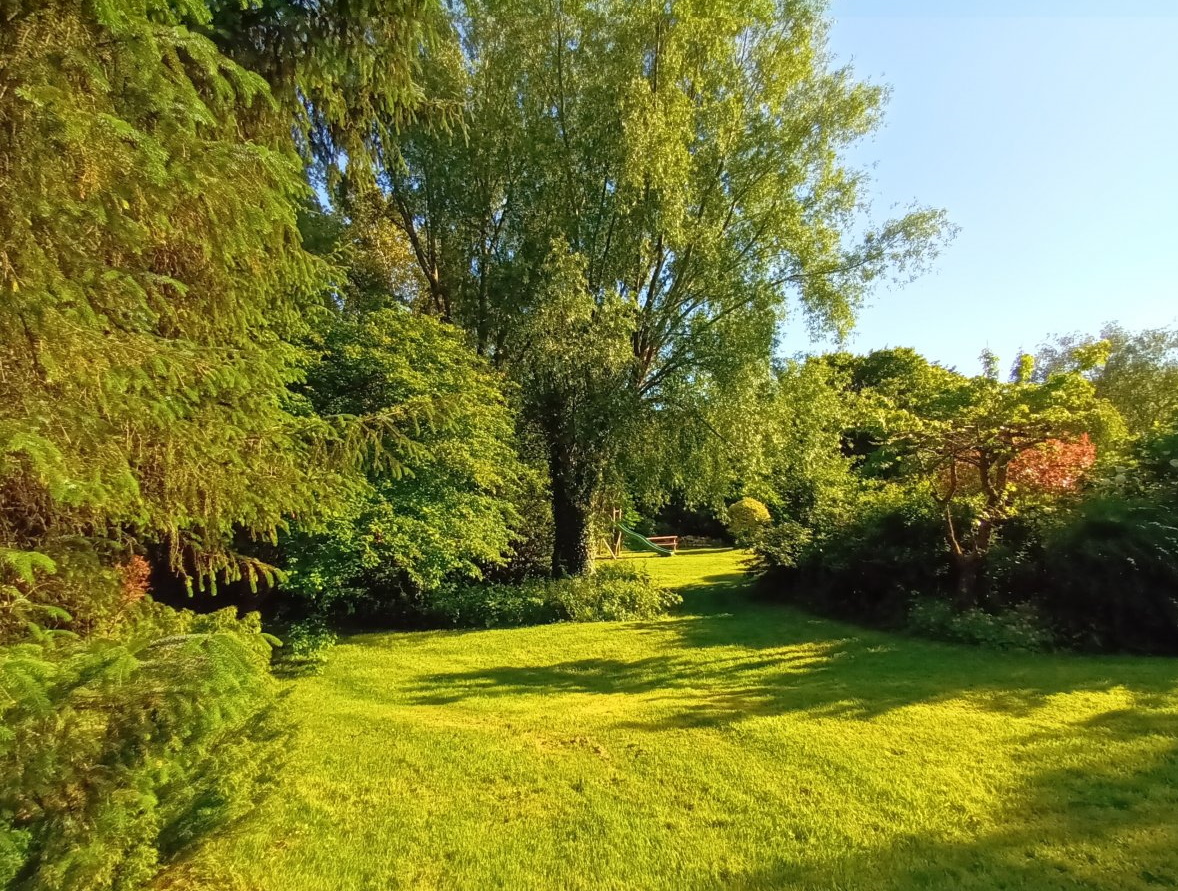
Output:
[173, 550, 1178, 890]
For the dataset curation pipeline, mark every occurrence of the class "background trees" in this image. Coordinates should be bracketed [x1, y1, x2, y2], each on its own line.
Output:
[879, 360, 1121, 606]
[1034, 324, 1178, 435]
[747, 332, 1178, 654]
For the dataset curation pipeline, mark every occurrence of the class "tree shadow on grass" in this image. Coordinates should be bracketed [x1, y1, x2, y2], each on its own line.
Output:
[404, 585, 1178, 730]
[730, 723, 1178, 890]
[386, 567, 1178, 888]
[399, 605, 1178, 886]
[670, 570, 761, 616]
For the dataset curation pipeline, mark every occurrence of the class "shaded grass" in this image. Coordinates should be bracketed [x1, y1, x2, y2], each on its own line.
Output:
[167, 549, 1178, 890]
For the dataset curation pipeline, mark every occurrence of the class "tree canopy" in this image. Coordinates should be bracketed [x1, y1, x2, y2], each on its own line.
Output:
[369, 0, 952, 573]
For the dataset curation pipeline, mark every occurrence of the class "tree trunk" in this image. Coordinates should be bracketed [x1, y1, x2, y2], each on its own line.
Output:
[547, 434, 595, 578]
[951, 551, 982, 611]
[551, 475, 593, 577]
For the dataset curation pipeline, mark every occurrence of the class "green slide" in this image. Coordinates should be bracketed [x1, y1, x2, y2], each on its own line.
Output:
[614, 522, 674, 556]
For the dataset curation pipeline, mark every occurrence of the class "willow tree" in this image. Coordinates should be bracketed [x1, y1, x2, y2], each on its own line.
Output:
[377, 0, 951, 575]
[0, 0, 432, 630]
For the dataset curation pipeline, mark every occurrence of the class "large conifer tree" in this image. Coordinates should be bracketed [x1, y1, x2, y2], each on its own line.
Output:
[0, 0, 431, 622]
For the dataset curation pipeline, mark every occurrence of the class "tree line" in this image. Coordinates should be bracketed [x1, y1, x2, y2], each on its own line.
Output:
[735, 330, 1178, 654]
[1, 0, 950, 633]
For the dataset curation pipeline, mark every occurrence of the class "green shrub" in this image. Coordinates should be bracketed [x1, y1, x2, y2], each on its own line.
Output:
[0, 606, 283, 891]
[908, 598, 1053, 652]
[550, 563, 682, 622]
[424, 579, 559, 629]
[725, 498, 772, 546]
[272, 616, 338, 675]
[281, 309, 526, 622]
[1034, 495, 1178, 653]
[428, 563, 681, 629]
[753, 520, 812, 569]
[761, 487, 947, 627]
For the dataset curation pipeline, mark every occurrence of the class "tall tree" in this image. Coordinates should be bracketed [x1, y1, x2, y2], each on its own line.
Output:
[373, 0, 951, 575]
[0, 0, 431, 627]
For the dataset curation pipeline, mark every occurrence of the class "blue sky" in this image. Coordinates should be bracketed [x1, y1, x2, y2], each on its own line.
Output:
[782, 0, 1178, 373]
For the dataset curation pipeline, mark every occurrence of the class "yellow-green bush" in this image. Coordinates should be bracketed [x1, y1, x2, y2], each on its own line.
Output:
[725, 498, 772, 546]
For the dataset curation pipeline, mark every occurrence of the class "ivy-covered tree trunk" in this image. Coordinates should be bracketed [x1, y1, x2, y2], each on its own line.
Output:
[551, 477, 593, 578]
[548, 438, 596, 578]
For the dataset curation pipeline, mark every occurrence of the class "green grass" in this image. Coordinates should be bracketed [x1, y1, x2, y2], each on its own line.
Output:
[169, 549, 1178, 890]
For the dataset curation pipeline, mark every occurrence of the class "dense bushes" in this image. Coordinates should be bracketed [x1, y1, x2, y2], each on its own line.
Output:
[990, 423, 1178, 653]
[761, 483, 1178, 653]
[759, 488, 947, 627]
[427, 563, 681, 629]
[1032, 496, 1178, 653]
[0, 608, 282, 891]
[271, 616, 339, 675]
[908, 599, 1053, 652]
[751, 345, 1178, 654]
[279, 309, 526, 622]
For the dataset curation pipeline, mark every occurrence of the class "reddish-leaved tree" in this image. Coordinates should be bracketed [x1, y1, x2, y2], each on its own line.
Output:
[1009, 434, 1097, 495]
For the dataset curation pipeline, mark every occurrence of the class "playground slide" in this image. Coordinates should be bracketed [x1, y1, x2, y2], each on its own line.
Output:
[614, 522, 675, 556]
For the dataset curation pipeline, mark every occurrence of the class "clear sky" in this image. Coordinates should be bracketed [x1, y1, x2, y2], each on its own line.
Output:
[781, 0, 1178, 373]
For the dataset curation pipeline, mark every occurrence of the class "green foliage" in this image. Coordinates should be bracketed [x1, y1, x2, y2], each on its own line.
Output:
[753, 520, 813, 569]
[427, 580, 557, 629]
[204, 0, 442, 179]
[272, 617, 338, 675]
[0, 607, 282, 890]
[0, 3, 440, 886]
[0, 0, 370, 625]
[551, 563, 682, 623]
[725, 498, 772, 546]
[748, 360, 862, 519]
[1136, 424, 1178, 493]
[378, 0, 952, 572]
[428, 563, 680, 629]
[908, 599, 1053, 652]
[749, 343, 1178, 654]
[0, 546, 159, 645]
[1033, 496, 1178, 653]
[1036, 324, 1178, 434]
[868, 350, 1123, 606]
[282, 308, 524, 615]
[759, 485, 946, 626]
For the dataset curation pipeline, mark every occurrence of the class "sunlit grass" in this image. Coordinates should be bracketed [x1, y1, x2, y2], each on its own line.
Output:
[168, 549, 1178, 890]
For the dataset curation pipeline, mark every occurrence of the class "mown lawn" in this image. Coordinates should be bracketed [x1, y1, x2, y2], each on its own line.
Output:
[169, 549, 1178, 890]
